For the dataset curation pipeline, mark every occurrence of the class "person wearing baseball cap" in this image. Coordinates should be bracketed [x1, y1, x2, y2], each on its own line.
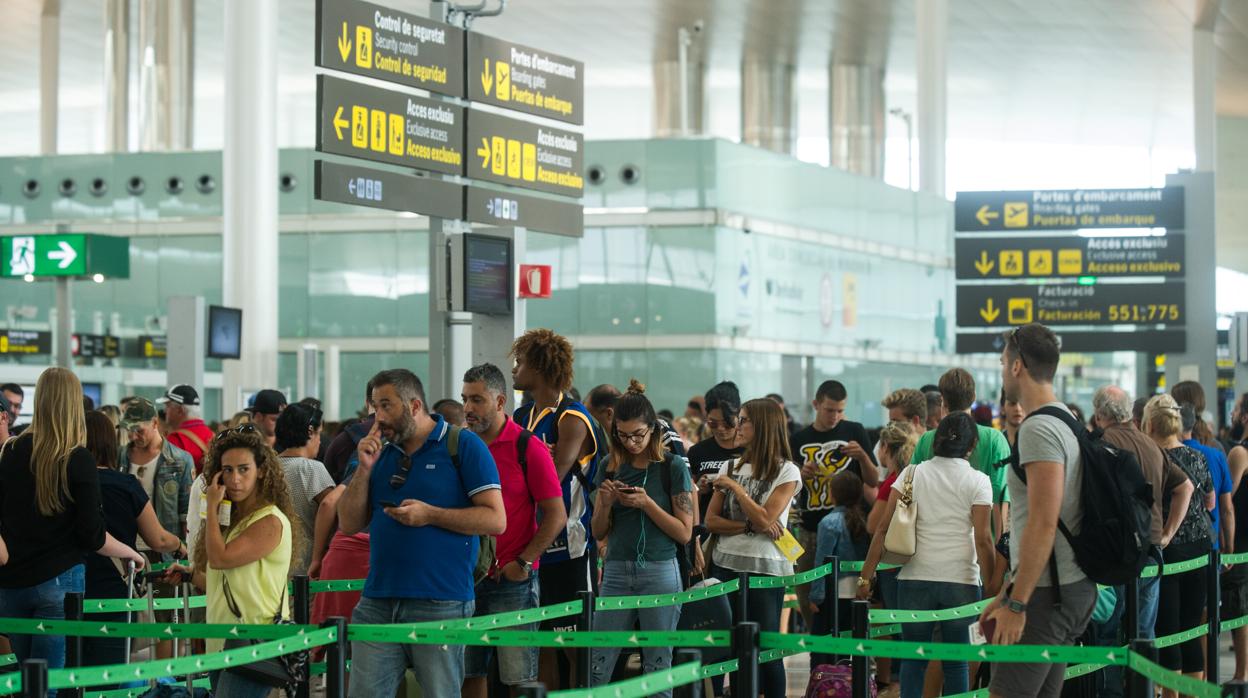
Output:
[158, 385, 214, 475]
[247, 389, 287, 447]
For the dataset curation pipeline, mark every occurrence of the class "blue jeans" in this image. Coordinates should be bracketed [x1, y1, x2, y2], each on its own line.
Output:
[1137, 550, 1162, 640]
[348, 596, 474, 698]
[465, 573, 540, 685]
[592, 559, 683, 697]
[896, 579, 980, 698]
[0, 563, 84, 697]
[209, 669, 275, 698]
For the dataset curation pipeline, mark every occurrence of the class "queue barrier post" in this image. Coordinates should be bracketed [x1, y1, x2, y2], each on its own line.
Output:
[322, 617, 348, 698]
[1224, 681, 1248, 697]
[292, 574, 312, 698]
[517, 682, 547, 697]
[62, 591, 83, 698]
[851, 599, 870, 698]
[1208, 549, 1222, 686]
[736, 572, 750, 623]
[1128, 639, 1156, 698]
[20, 659, 48, 698]
[576, 589, 594, 689]
[673, 649, 703, 698]
[732, 621, 759, 698]
[824, 555, 839, 665]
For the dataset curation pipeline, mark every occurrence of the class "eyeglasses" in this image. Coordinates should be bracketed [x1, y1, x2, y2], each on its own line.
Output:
[215, 423, 259, 440]
[616, 427, 652, 444]
[389, 454, 413, 490]
[706, 419, 736, 431]
[1008, 327, 1030, 369]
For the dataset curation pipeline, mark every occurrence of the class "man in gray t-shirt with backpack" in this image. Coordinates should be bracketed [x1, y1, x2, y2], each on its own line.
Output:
[982, 323, 1097, 698]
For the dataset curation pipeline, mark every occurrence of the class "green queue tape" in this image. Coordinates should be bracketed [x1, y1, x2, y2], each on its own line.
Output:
[84, 596, 207, 614]
[308, 579, 365, 593]
[596, 578, 738, 611]
[1223, 552, 1248, 565]
[309, 659, 353, 676]
[548, 660, 701, 698]
[0, 617, 317, 640]
[1224, 614, 1248, 632]
[698, 658, 738, 680]
[84, 677, 211, 698]
[1127, 651, 1221, 698]
[43, 626, 337, 692]
[1154, 622, 1209, 649]
[408, 600, 582, 631]
[0, 656, 11, 668]
[758, 647, 804, 664]
[1139, 554, 1210, 579]
[348, 626, 730, 648]
[749, 563, 834, 589]
[869, 598, 991, 624]
[838, 624, 903, 639]
[761, 632, 1128, 665]
[838, 561, 900, 573]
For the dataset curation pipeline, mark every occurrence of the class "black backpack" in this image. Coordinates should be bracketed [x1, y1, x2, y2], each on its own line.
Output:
[1013, 406, 1153, 587]
[446, 425, 533, 583]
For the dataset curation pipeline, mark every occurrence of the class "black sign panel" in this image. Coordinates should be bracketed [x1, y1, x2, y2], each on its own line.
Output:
[956, 329, 1186, 355]
[466, 186, 583, 237]
[0, 330, 51, 355]
[466, 33, 584, 125]
[466, 110, 583, 198]
[315, 0, 464, 98]
[956, 282, 1186, 328]
[954, 187, 1184, 232]
[954, 234, 1186, 280]
[73, 334, 120, 359]
[317, 75, 466, 175]
[136, 335, 167, 359]
[315, 160, 464, 219]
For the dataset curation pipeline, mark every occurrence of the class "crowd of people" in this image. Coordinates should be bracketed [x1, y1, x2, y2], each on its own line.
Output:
[0, 322, 1246, 698]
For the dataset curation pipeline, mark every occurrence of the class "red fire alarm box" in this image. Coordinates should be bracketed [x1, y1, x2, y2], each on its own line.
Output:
[518, 264, 552, 299]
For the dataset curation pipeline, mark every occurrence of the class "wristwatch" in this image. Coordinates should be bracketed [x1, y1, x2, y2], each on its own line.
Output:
[856, 576, 872, 589]
[1004, 596, 1027, 614]
[516, 557, 534, 575]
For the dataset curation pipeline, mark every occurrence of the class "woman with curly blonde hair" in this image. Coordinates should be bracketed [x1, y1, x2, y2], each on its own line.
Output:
[164, 424, 303, 697]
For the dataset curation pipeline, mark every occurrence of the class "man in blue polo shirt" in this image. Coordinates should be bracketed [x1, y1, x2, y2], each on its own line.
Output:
[338, 369, 505, 698]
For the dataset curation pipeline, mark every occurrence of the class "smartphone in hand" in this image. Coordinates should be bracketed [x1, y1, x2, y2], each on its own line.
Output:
[379, 500, 401, 508]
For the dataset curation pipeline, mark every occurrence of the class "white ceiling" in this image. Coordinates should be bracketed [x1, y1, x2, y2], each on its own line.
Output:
[0, 0, 1242, 174]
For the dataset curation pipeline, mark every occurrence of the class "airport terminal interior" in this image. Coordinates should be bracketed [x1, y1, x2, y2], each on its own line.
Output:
[0, 0, 1247, 696]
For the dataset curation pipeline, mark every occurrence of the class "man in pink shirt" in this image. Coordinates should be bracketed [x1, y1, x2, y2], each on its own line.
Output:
[460, 363, 567, 697]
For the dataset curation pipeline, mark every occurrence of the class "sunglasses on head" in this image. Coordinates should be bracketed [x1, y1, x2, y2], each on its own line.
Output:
[215, 423, 259, 440]
[1008, 327, 1030, 369]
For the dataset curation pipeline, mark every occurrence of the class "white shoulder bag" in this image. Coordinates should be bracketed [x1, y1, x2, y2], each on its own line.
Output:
[882, 465, 919, 564]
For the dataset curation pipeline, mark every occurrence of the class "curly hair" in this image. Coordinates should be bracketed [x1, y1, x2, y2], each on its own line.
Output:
[510, 328, 575, 392]
[192, 428, 305, 575]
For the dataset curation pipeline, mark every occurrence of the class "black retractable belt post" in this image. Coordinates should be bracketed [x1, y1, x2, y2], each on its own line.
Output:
[293, 575, 312, 698]
[825, 555, 839, 664]
[1224, 681, 1248, 697]
[673, 649, 703, 698]
[63, 591, 83, 698]
[516, 683, 548, 697]
[732, 621, 759, 698]
[1128, 639, 1156, 698]
[851, 600, 870, 698]
[1209, 549, 1222, 686]
[736, 571, 750, 623]
[322, 617, 348, 698]
[20, 659, 47, 698]
[576, 589, 594, 688]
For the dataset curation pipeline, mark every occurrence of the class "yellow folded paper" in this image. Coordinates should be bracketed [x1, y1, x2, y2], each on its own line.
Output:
[773, 528, 805, 563]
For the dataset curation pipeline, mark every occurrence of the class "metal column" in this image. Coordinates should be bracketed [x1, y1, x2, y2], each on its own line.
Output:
[916, 0, 948, 196]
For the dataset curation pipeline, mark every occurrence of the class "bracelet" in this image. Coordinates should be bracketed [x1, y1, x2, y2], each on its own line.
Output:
[743, 520, 754, 535]
[856, 576, 872, 588]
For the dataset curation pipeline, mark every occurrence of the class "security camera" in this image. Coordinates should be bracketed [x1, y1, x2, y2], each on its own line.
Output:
[692, 20, 704, 34]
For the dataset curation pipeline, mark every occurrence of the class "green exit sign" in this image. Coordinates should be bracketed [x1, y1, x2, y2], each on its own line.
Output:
[0, 234, 130, 279]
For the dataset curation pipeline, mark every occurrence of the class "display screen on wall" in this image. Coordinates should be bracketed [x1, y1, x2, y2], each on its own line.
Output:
[207, 305, 243, 360]
[463, 235, 513, 316]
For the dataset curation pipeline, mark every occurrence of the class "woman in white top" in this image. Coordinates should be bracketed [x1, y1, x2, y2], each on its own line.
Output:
[705, 398, 802, 698]
[857, 412, 996, 698]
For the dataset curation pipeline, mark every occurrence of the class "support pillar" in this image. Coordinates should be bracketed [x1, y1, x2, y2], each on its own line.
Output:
[828, 63, 885, 177]
[741, 61, 796, 154]
[104, 0, 129, 152]
[1194, 1, 1219, 171]
[654, 59, 706, 137]
[222, 0, 278, 414]
[40, 0, 59, 155]
[139, 0, 194, 151]
[916, 0, 948, 196]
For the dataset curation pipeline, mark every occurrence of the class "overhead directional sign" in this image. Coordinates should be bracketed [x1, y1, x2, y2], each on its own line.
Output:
[315, 0, 465, 98]
[315, 160, 464, 219]
[467, 33, 584, 125]
[0, 330, 51, 355]
[73, 334, 120, 359]
[466, 110, 583, 198]
[317, 75, 465, 175]
[136, 335, 167, 359]
[955, 187, 1185, 232]
[954, 234, 1186, 280]
[957, 282, 1185, 329]
[466, 186, 584, 237]
[0, 233, 129, 279]
[956, 329, 1186, 355]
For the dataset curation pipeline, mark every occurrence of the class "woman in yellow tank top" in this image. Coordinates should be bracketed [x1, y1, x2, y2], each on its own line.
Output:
[164, 425, 303, 698]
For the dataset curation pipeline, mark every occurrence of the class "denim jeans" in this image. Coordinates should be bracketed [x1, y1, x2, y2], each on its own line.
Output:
[711, 563, 787, 698]
[348, 596, 474, 698]
[209, 669, 275, 698]
[592, 559, 683, 697]
[0, 564, 85, 697]
[1137, 547, 1163, 640]
[465, 573, 540, 685]
[896, 579, 981, 698]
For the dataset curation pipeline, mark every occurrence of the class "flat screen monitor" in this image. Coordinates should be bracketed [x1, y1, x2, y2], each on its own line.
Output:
[207, 305, 243, 359]
[81, 382, 102, 409]
[462, 235, 513, 316]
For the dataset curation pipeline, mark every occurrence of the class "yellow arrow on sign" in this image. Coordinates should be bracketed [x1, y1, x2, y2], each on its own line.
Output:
[976, 204, 1000, 226]
[337, 22, 352, 62]
[333, 106, 349, 140]
[476, 138, 491, 168]
[481, 59, 494, 96]
[979, 298, 1001, 324]
[974, 251, 995, 276]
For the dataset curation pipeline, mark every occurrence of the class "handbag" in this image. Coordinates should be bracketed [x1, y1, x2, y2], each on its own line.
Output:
[882, 465, 919, 564]
[221, 575, 307, 694]
[676, 578, 733, 664]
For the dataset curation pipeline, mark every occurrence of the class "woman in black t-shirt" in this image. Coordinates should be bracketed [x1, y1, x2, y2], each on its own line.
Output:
[82, 411, 184, 675]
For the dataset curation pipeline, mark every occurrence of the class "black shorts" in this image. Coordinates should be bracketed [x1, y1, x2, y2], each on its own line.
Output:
[539, 555, 591, 631]
[1224, 562, 1248, 622]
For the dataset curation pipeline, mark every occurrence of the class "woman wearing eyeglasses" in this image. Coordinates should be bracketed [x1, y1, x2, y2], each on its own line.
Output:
[589, 380, 694, 695]
[705, 398, 803, 698]
[164, 425, 303, 698]
[1144, 394, 1214, 694]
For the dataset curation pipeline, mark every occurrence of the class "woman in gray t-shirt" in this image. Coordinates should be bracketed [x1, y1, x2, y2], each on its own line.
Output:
[275, 403, 336, 576]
